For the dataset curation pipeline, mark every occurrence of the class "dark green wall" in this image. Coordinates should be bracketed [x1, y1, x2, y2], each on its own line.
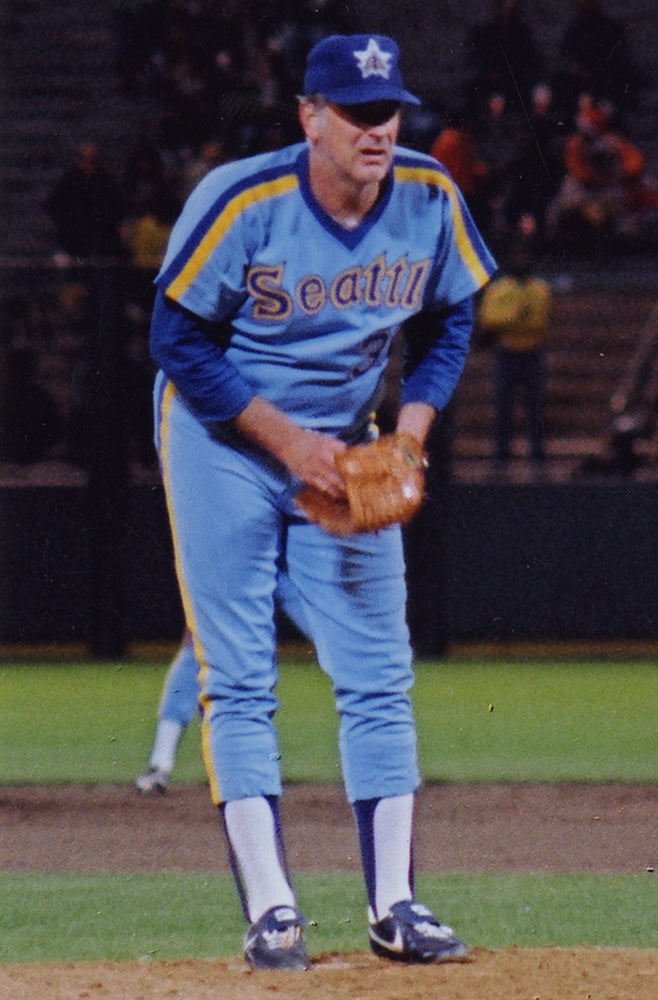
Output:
[2, 482, 656, 655]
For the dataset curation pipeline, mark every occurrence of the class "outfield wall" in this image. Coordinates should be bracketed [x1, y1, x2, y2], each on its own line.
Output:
[1, 481, 656, 655]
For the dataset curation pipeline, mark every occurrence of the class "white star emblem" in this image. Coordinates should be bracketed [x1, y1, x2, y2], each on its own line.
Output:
[353, 38, 393, 80]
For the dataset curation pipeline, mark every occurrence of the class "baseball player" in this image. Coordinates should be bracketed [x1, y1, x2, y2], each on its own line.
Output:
[135, 629, 198, 794]
[150, 33, 496, 970]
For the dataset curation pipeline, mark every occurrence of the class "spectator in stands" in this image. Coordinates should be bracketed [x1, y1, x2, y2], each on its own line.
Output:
[477, 244, 553, 473]
[152, 1, 247, 153]
[128, 191, 180, 270]
[44, 143, 125, 263]
[500, 134, 555, 248]
[552, 0, 635, 125]
[500, 87, 566, 245]
[0, 287, 90, 467]
[463, 0, 544, 113]
[179, 140, 232, 199]
[527, 83, 567, 182]
[474, 91, 521, 248]
[546, 99, 656, 248]
[0, 345, 62, 465]
[121, 140, 179, 224]
[111, 0, 165, 95]
[429, 106, 491, 232]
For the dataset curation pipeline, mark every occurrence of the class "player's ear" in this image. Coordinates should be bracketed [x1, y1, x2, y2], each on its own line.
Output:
[298, 97, 323, 142]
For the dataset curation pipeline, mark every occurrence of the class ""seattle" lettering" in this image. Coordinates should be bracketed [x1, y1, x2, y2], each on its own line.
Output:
[247, 254, 431, 321]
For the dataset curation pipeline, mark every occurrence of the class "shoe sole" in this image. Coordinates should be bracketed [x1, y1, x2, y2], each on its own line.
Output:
[244, 952, 311, 971]
[244, 940, 311, 971]
[135, 776, 168, 795]
[369, 935, 469, 964]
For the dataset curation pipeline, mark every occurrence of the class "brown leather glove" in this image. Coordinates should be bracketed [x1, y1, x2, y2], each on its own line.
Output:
[296, 432, 428, 536]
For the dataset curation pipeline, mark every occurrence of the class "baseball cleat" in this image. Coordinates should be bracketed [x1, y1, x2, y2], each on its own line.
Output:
[135, 766, 170, 795]
[368, 900, 469, 963]
[244, 905, 311, 970]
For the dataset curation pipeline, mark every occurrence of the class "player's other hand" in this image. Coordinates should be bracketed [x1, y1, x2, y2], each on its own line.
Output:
[286, 428, 347, 499]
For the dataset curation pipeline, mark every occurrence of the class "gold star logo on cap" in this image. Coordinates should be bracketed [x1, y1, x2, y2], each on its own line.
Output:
[353, 38, 393, 80]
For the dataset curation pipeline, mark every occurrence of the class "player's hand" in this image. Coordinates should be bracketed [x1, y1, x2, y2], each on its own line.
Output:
[232, 396, 347, 497]
[284, 428, 347, 499]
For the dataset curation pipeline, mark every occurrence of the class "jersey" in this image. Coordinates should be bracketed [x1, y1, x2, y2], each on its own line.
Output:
[153, 142, 496, 437]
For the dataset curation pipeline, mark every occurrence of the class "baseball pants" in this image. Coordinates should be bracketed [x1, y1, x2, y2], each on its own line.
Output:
[155, 374, 420, 806]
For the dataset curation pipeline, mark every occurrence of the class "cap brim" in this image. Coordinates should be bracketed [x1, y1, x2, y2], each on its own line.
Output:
[321, 82, 421, 106]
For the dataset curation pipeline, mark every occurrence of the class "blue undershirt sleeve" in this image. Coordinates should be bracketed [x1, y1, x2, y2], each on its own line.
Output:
[401, 296, 473, 412]
[149, 289, 256, 424]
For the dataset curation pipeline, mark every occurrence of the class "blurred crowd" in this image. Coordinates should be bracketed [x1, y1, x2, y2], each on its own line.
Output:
[41, 1, 658, 269]
[2, 0, 657, 474]
[0, 279, 155, 473]
[432, 0, 658, 258]
[42, 0, 366, 269]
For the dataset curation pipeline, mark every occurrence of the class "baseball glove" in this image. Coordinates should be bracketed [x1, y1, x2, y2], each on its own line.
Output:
[296, 432, 428, 536]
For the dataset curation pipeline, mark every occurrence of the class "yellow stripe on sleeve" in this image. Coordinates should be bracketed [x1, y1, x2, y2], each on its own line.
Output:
[394, 164, 491, 287]
[166, 173, 299, 302]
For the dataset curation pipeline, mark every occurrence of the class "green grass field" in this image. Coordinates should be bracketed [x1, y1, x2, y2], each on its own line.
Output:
[1, 872, 655, 962]
[2, 656, 656, 784]
[1, 654, 656, 961]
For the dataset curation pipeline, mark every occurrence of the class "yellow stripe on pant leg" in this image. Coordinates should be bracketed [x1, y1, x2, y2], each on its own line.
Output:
[158, 379, 223, 805]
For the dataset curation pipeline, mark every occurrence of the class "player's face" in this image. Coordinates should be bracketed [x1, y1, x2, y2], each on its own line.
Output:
[304, 100, 401, 187]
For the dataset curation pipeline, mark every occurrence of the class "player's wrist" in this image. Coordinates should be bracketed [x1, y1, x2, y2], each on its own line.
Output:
[395, 402, 436, 450]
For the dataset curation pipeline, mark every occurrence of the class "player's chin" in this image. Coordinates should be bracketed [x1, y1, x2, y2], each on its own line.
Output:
[356, 154, 392, 182]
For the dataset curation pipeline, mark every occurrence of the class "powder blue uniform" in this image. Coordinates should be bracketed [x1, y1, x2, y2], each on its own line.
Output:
[157, 634, 199, 727]
[157, 576, 311, 731]
[150, 141, 495, 807]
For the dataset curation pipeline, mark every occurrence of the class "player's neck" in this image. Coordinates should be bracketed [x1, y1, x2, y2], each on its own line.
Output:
[328, 201, 375, 230]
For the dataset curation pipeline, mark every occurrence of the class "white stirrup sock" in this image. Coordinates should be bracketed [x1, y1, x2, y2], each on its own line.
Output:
[373, 793, 414, 919]
[149, 718, 184, 773]
[224, 796, 296, 923]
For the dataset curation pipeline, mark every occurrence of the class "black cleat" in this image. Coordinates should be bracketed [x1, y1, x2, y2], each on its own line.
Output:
[369, 900, 469, 964]
[135, 766, 169, 794]
[244, 905, 311, 970]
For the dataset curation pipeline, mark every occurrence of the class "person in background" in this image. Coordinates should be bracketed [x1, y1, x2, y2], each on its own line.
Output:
[179, 140, 233, 200]
[44, 143, 125, 263]
[128, 192, 181, 270]
[429, 106, 491, 233]
[463, 0, 544, 113]
[135, 630, 199, 794]
[553, 0, 634, 125]
[478, 245, 553, 473]
[546, 99, 655, 248]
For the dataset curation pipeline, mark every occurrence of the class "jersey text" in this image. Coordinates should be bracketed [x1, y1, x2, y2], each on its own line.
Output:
[246, 255, 431, 321]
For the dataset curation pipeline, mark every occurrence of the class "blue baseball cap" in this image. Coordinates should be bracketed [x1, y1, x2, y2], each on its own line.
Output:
[303, 34, 421, 107]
